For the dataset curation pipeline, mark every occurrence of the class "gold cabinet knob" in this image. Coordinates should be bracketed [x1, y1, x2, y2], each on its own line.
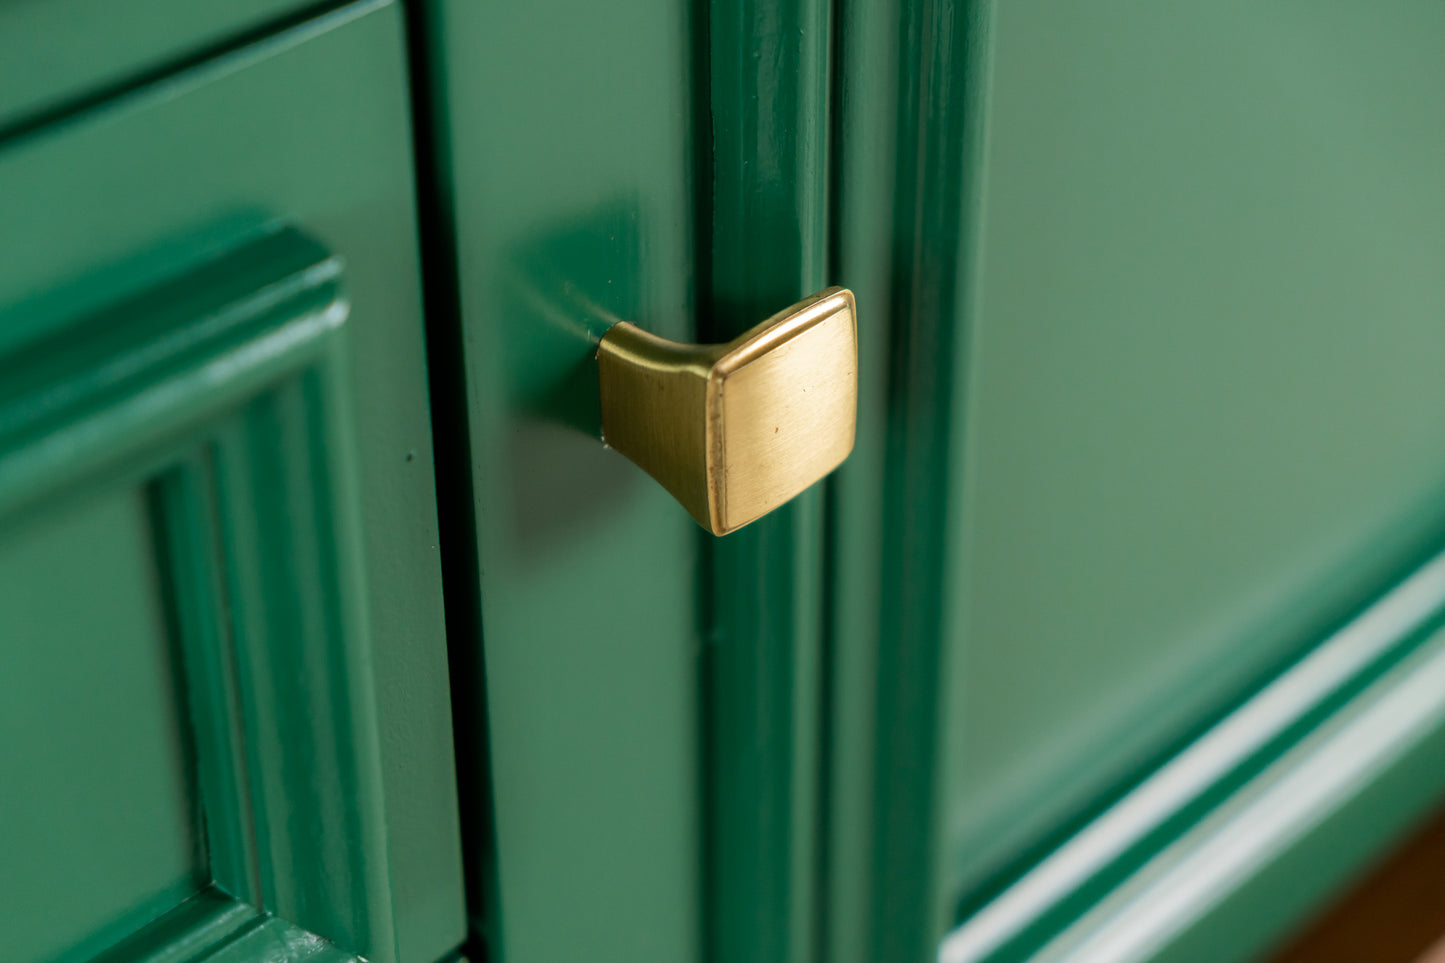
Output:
[598, 287, 857, 535]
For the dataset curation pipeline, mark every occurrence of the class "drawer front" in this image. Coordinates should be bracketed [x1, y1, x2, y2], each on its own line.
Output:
[0, 4, 465, 962]
[0, 0, 307, 130]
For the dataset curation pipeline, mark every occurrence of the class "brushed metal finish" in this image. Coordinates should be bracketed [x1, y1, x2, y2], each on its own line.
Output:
[598, 287, 857, 535]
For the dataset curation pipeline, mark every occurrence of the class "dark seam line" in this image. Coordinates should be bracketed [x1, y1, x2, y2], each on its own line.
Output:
[397, 1, 499, 961]
[690, 1, 717, 962]
[814, 0, 845, 957]
[0, 0, 362, 148]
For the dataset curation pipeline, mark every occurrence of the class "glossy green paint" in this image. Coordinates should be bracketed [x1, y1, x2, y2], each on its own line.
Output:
[942, 545, 1445, 962]
[700, 1, 831, 961]
[824, 0, 987, 959]
[8, 4, 1437, 963]
[826, 1, 1445, 960]
[0, 223, 386, 961]
[416, 2, 703, 961]
[419, 0, 850, 957]
[0, 490, 202, 963]
[0, 6, 463, 962]
[0, 219, 372, 957]
[942, 0, 1445, 909]
[821, 5, 900, 961]
[104, 892, 370, 963]
[1135, 638, 1445, 963]
[0, 0, 306, 132]
[1043, 622, 1445, 963]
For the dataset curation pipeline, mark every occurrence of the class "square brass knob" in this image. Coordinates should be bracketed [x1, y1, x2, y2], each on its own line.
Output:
[597, 287, 857, 535]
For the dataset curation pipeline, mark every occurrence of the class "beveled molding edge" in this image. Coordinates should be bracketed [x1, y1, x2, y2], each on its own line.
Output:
[940, 549, 1445, 963]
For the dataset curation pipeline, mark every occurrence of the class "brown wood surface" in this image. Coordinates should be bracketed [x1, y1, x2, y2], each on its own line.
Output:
[1265, 803, 1445, 963]
[1420, 934, 1445, 963]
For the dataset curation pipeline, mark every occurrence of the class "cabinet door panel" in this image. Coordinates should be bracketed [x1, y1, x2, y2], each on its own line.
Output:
[828, 2, 1445, 959]
[0, 490, 201, 963]
[419, 3, 703, 961]
[944, 0, 1445, 896]
[0, 5, 464, 962]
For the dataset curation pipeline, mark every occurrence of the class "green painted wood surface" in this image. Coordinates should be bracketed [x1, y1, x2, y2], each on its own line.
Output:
[0, 217, 380, 961]
[0, 490, 203, 963]
[700, 1, 831, 961]
[824, 0, 988, 958]
[822, 4, 904, 960]
[941, 546, 1445, 962]
[0, 0, 305, 132]
[0, 219, 390, 963]
[416, 2, 703, 961]
[822, 1, 1445, 959]
[0, 5, 464, 962]
[942, 0, 1445, 908]
[1024, 588, 1445, 963]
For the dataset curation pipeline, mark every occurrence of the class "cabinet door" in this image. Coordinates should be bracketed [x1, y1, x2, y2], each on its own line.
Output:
[0, 5, 465, 963]
[418, 3, 705, 961]
[419, 0, 836, 959]
[822, 2, 1445, 961]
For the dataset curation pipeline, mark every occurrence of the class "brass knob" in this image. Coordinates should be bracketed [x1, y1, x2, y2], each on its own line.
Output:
[597, 287, 857, 535]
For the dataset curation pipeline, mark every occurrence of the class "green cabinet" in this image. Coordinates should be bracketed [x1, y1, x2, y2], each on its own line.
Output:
[421, 2, 1445, 962]
[0, 5, 464, 963]
[0, 0, 313, 129]
[831, 2, 1445, 961]
[6, 3, 1445, 963]
[1, 490, 202, 963]
[942, 0, 1445, 933]
[416, 3, 705, 960]
[943, 5, 1445, 898]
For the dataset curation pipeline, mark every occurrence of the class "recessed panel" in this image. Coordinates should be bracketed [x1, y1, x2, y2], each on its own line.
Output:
[0, 487, 203, 963]
[0, 6, 463, 961]
[946, 0, 1445, 893]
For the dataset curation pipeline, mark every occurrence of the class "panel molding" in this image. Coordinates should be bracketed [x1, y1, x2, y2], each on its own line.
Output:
[939, 549, 1445, 963]
[0, 228, 347, 517]
[825, 0, 995, 959]
[0, 228, 398, 963]
[825, 1, 1445, 960]
[699, 1, 832, 961]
